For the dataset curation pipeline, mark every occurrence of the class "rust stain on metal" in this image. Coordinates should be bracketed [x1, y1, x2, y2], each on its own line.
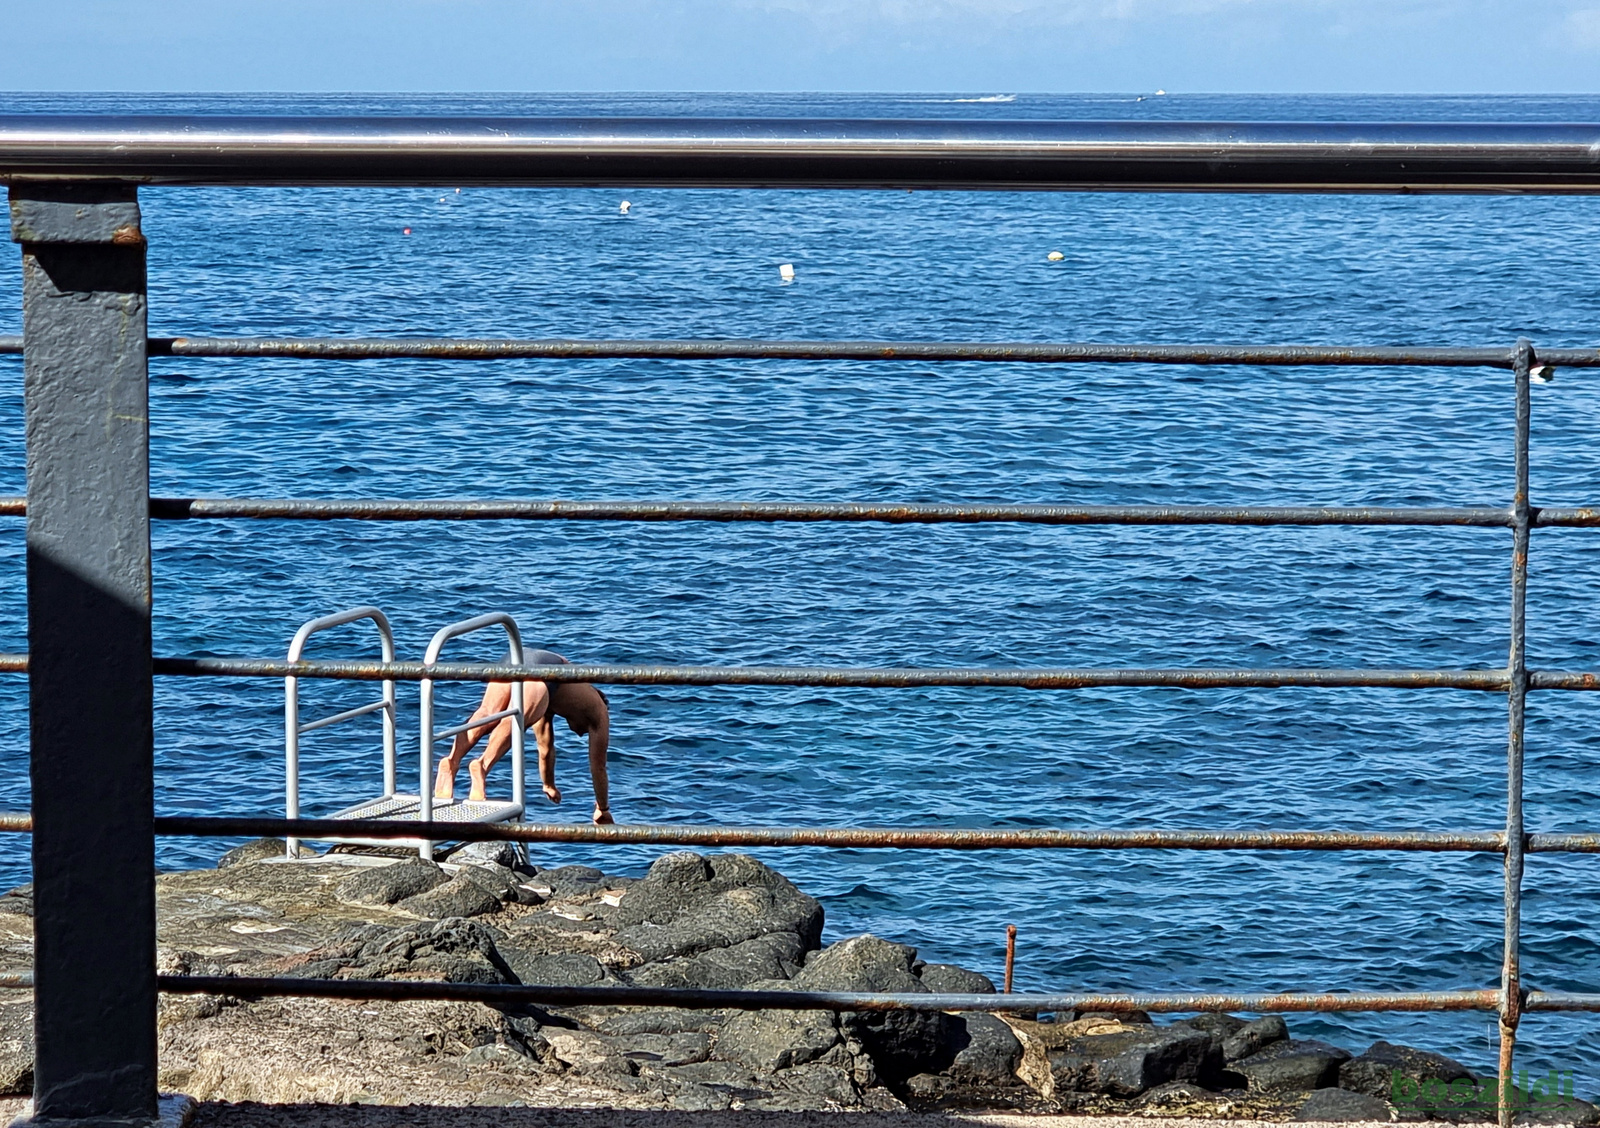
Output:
[109, 224, 144, 246]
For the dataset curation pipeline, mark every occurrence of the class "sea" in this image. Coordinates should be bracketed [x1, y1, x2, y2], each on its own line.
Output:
[3, 90, 1600, 1086]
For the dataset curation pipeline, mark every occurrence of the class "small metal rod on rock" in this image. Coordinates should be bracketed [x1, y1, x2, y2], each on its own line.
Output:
[1005, 924, 1017, 993]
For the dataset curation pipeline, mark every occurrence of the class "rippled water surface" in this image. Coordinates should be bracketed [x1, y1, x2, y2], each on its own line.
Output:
[4, 91, 1600, 1084]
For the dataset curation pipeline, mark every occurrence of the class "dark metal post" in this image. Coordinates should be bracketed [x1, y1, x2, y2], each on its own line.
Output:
[1499, 338, 1533, 1128]
[9, 183, 157, 1123]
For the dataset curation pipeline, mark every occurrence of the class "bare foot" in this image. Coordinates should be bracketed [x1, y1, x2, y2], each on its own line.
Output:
[593, 807, 614, 825]
[433, 760, 456, 800]
[467, 759, 488, 803]
[543, 783, 562, 804]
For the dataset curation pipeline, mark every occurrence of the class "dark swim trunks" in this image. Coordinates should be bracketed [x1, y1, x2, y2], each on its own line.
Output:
[502, 647, 568, 666]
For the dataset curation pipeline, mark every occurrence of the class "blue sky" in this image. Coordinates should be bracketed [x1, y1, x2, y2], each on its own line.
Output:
[2, 0, 1598, 92]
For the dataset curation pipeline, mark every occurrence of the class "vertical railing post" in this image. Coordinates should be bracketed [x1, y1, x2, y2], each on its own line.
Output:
[9, 183, 158, 1123]
[1499, 338, 1533, 1128]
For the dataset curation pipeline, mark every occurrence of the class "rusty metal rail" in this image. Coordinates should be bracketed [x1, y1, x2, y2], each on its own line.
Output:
[10, 812, 1600, 853]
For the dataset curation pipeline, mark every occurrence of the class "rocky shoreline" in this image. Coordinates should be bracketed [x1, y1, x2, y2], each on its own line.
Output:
[0, 840, 1589, 1122]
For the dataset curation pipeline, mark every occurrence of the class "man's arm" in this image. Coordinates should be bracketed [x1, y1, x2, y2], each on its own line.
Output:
[588, 698, 611, 824]
[534, 712, 560, 804]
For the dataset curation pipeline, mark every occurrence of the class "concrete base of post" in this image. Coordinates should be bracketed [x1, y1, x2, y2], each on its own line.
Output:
[8, 1093, 194, 1128]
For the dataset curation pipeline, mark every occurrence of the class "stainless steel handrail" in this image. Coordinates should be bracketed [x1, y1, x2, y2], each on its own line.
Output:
[283, 607, 397, 858]
[3, 117, 1600, 191]
[418, 612, 525, 860]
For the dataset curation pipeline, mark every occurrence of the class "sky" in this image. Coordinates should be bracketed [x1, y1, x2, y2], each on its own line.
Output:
[0, 0, 1597, 93]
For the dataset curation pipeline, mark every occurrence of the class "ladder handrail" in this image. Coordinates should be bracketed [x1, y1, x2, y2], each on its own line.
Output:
[418, 612, 525, 860]
[284, 606, 397, 858]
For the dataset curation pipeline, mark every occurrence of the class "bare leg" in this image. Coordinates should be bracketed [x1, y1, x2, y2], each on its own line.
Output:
[467, 718, 514, 802]
[534, 714, 560, 803]
[435, 681, 512, 799]
[589, 732, 611, 824]
[588, 708, 611, 824]
[471, 680, 551, 804]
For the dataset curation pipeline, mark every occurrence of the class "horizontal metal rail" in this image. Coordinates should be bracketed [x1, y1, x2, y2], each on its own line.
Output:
[12, 653, 1600, 690]
[0, 813, 1592, 853]
[157, 976, 1507, 1013]
[143, 337, 1600, 367]
[1, 654, 1596, 691]
[13, 495, 1600, 527]
[153, 659, 1529, 690]
[295, 697, 391, 736]
[12, 497, 1600, 527]
[0, 497, 1552, 526]
[2, 334, 1598, 367]
[0, 973, 1575, 1013]
[7, 118, 1600, 192]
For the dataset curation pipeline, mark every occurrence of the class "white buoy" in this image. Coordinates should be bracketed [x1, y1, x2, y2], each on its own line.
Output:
[779, 263, 796, 281]
[619, 200, 631, 214]
[1047, 250, 1065, 261]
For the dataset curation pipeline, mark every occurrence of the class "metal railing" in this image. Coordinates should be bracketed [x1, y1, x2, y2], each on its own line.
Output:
[5, 117, 1600, 1126]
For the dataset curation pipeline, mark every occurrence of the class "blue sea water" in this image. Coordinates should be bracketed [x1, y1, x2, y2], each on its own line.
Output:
[4, 90, 1600, 1086]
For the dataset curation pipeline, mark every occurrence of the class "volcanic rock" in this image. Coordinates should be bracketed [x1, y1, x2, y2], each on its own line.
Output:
[1234, 1038, 1351, 1093]
[1296, 1086, 1396, 1121]
[789, 934, 952, 1081]
[1223, 1014, 1290, 1062]
[1339, 1039, 1476, 1097]
[334, 860, 448, 907]
[397, 874, 502, 919]
[1047, 1023, 1219, 1097]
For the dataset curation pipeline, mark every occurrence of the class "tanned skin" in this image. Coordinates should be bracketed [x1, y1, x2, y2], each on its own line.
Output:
[434, 679, 612, 824]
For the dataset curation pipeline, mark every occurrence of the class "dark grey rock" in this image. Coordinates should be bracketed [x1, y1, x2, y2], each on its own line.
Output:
[629, 931, 805, 990]
[790, 934, 951, 1081]
[461, 1041, 533, 1066]
[773, 1060, 858, 1105]
[617, 1032, 711, 1068]
[454, 863, 520, 903]
[0, 884, 32, 918]
[1296, 1086, 1396, 1121]
[1340, 1040, 1476, 1099]
[1047, 1024, 1220, 1097]
[1224, 1014, 1290, 1062]
[334, 860, 448, 906]
[945, 1012, 1022, 1084]
[447, 840, 518, 869]
[1136, 1079, 1233, 1113]
[218, 838, 314, 868]
[535, 865, 607, 897]
[668, 1083, 736, 1112]
[502, 951, 607, 987]
[1175, 1013, 1248, 1039]
[598, 1009, 724, 1038]
[1235, 1038, 1351, 1094]
[397, 873, 501, 919]
[716, 1006, 840, 1072]
[611, 852, 824, 962]
[1078, 1009, 1154, 1025]
[918, 963, 996, 995]
[1518, 1094, 1600, 1126]
[0, 1050, 30, 1097]
[332, 917, 512, 983]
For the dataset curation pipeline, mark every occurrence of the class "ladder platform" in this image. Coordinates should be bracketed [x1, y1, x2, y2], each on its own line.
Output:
[312, 794, 524, 846]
